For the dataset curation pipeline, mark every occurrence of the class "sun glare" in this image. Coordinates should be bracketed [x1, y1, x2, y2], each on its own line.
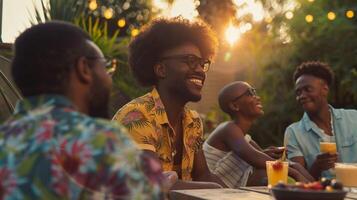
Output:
[225, 23, 242, 46]
[233, 0, 265, 22]
[153, 0, 199, 20]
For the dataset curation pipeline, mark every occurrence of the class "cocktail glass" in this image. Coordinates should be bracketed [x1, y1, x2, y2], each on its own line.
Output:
[335, 163, 357, 188]
[266, 161, 289, 186]
[320, 142, 337, 154]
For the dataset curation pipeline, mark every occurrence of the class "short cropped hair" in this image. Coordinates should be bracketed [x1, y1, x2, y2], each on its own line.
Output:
[11, 21, 92, 96]
[293, 61, 334, 86]
[129, 17, 218, 86]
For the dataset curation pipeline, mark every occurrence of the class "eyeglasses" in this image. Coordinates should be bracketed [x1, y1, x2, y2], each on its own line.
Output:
[233, 87, 257, 101]
[159, 54, 211, 72]
[86, 56, 116, 76]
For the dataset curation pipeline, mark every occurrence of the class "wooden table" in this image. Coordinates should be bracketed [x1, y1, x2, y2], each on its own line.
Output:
[170, 188, 271, 200]
[169, 186, 357, 200]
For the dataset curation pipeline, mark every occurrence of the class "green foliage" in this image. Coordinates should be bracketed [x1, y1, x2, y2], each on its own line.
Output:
[75, 17, 126, 58]
[33, 0, 87, 23]
[31, 0, 152, 114]
[244, 0, 357, 147]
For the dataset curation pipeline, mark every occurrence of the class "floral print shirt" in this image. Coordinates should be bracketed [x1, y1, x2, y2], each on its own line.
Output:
[113, 88, 204, 181]
[0, 95, 164, 200]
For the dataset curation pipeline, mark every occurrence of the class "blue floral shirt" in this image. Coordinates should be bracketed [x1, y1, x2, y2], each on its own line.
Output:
[0, 95, 164, 200]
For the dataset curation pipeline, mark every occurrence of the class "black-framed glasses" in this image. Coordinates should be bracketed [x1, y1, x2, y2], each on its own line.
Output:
[159, 54, 211, 72]
[233, 87, 257, 101]
[86, 56, 116, 76]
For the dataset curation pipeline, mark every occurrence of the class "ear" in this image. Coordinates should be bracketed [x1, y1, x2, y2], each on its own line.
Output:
[321, 84, 329, 97]
[73, 56, 93, 84]
[153, 62, 166, 79]
[228, 101, 240, 112]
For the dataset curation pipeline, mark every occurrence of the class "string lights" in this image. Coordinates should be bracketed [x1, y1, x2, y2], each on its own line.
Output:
[346, 10, 354, 18]
[87, 0, 356, 39]
[117, 18, 126, 28]
[131, 28, 139, 37]
[327, 11, 336, 21]
[88, 0, 98, 11]
[103, 7, 114, 19]
[305, 14, 313, 23]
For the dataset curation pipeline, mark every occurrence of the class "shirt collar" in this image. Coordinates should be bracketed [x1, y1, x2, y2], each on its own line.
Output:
[14, 94, 75, 115]
[302, 104, 341, 132]
[151, 88, 168, 125]
[150, 88, 194, 125]
[329, 105, 342, 120]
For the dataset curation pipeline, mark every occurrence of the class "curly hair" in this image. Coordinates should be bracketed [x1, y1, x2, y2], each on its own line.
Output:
[293, 61, 334, 86]
[11, 21, 93, 97]
[128, 17, 218, 86]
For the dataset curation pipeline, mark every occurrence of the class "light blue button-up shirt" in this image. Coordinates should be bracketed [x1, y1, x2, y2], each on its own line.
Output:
[284, 106, 357, 178]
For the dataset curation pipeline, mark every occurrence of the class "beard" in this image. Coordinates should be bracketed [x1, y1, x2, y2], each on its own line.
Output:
[87, 74, 111, 119]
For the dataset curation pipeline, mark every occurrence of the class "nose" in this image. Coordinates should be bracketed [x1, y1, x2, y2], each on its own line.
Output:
[253, 95, 261, 102]
[193, 64, 206, 78]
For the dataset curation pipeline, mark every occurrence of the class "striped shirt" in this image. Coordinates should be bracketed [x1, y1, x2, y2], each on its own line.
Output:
[203, 137, 253, 188]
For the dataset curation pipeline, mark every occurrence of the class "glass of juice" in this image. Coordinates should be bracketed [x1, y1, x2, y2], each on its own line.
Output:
[320, 142, 337, 154]
[266, 160, 289, 186]
[335, 163, 357, 187]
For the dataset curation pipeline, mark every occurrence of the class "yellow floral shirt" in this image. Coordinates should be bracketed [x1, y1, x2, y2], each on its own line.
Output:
[113, 88, 204, 181]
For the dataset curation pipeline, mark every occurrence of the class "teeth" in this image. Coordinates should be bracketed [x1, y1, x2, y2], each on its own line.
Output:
[189, 78, 203, 86]
[257, 104, 263, 108]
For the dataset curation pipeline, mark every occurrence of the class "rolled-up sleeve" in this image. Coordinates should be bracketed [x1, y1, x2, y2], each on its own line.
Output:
[284, 126, 303, 159]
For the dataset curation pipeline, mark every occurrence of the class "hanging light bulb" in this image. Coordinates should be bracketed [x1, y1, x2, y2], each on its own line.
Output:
[131, 28, 139, 37]
[117, 18, 126, 28]
[327, 12, 336, 21]
[103, 7, 114, 19]
[346, 10, 354, 19]
[88, 0, 98, 11]
[305, 14, 313, 23]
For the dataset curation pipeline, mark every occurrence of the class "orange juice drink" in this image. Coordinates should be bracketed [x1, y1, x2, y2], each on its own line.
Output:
[335, 163, 357, 187]
[266, 161, 289, 186]
[320, 142, 337, 154]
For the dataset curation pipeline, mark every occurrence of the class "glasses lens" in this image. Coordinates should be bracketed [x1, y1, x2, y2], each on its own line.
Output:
[160, 54, 210, 72]
[186, 56, 199, 68]
[202, 60, 210, 72]
[186, 56, 210, 72]
[248, 88, 257, 96]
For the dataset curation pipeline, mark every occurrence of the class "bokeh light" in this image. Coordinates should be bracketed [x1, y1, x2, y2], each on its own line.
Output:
[224, 52, 232, 62]
[346, 10, 354, 19]
[305, 14, 313, 23]
[327, 12, 336, 21]
[103, 8, 114, 19]
[88, 0, 97, 11]
[117, 18, 126, 28]
[233, 0, 265, 22]
[153, 0, 199, 20]
[131, 28, 139, 37]
[285, 11, 294, 20]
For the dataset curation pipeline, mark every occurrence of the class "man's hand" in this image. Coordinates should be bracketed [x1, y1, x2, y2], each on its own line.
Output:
[263, 146, 285, 159]
[289, 162, 315, 182]
[309, 153, 338, 179]
[163, 171, 178, 191]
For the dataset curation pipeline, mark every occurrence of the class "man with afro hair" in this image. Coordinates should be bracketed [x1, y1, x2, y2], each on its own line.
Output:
[113, 17, 226, 189]
[284, 61, 357, 180]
